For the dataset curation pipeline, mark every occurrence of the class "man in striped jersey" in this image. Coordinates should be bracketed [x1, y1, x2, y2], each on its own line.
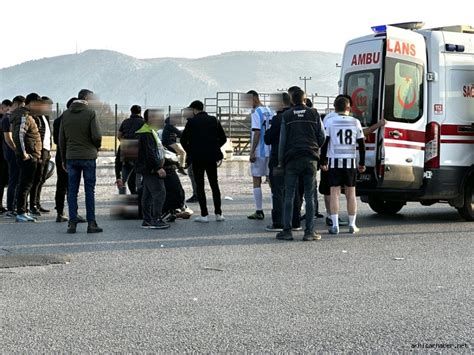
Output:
[321, 96, 366, 235]
[247, 90, 274, 220]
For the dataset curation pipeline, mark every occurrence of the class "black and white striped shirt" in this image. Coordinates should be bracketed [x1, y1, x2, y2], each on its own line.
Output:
[324, 114, 364, 169]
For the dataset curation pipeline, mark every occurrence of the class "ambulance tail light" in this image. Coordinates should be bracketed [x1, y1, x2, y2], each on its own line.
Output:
[425, 122, 440, 169]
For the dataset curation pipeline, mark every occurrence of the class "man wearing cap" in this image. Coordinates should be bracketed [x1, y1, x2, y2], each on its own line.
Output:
[181, 100, 227, 223]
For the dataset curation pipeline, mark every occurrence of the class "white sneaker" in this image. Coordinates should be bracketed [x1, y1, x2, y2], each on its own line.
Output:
[194, 215, 209, 223]
[216, 214, 225, 222]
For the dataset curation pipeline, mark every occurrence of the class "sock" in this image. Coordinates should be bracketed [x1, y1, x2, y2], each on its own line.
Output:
[331, 214, 339, 228]
[253, 187, 263, 211]
[349, 215, 356, 227]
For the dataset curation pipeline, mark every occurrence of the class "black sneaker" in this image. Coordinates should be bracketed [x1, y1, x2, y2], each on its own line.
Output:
[39, 206, 50, 213]
[77, 215, 86, 223]
[152, 220, 170, 229]
[316, 213, 324, 219]
[276, 230, 294, 241]
[0, 207, 7, 215]
[30, 207, 41, 216]
[248, 210, 265, 220]
[56, 214, 68, 223]
[67, 221, 77, 234]
[326, 217, 349, 226]
[87, 221, 103, 233]
[141, 221, 154, 229]
[303, 232, 322, 241]
[265, 224, 284, 232]
[186, 195, 199, 203]
[177, 167, 187, 176]
[164, 213, 177, 223]
[4, 211, 16, 218]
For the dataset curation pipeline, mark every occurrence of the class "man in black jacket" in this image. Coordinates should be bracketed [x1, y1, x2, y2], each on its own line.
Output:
[277, 88, 326, 241]
[29, 96, 53, 215]
[263, 92, 301, 232]
[181, 100, 227, 223]
[2, 96, 25, 217]
[135, 109, 169, 229]
[116, 104, 144, 194]
[162, 113, 187, 175]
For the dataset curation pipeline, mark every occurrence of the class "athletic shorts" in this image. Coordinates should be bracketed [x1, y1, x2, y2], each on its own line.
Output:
[318, 169, 330, 196]
[250, 157, 269, 177]
[328, 168, 357, 187]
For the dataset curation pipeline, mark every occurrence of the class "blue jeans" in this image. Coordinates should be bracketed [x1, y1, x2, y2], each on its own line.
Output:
[283, 157, 318, 234]
[67, 159, 97, 223]
[119, 162, 137, 195]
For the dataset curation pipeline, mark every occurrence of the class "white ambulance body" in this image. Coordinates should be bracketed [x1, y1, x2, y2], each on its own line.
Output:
[340, 22, 474, 220]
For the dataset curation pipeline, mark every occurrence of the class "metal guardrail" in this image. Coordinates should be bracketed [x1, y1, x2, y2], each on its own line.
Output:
[50, 92, 336, 155]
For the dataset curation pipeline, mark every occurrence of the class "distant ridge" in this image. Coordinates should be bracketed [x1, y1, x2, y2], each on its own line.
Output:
[0, 49, 341, 106]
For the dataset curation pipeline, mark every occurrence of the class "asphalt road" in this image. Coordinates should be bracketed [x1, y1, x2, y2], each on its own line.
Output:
[1, 164, 473, 353]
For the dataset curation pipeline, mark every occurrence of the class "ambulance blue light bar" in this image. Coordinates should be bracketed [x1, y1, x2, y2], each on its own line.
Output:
[371, 22, 424, 34]
[371, 25, 387, 34]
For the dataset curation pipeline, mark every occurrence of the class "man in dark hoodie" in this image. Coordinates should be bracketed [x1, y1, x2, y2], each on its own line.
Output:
[59, 89, 102, 234]
[135, 109, 169, 229]
[10, 93, 43, 222]
[277, 88, 326, 241]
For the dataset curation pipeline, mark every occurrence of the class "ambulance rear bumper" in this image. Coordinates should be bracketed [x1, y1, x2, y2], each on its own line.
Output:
[357, 166, 472, 204]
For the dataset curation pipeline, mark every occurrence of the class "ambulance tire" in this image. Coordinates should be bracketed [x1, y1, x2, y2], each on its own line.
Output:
[457, 178, 474, 221]
[368, 197, 405, 215]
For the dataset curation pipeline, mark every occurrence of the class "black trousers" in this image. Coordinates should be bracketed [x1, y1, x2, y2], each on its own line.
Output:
[192, 161, 222, 217]
[55, 154, 68, 215]
[17, 157, 37, 215]
[0, 158, 8, 208]
[269, 165, 301, 228]
[30, 149, 50, 209]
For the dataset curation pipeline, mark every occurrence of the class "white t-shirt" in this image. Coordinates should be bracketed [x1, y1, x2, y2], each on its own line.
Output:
[41, 115, 51, 151]
[325, 114, 364, 168]
[251, 106, 273, 158]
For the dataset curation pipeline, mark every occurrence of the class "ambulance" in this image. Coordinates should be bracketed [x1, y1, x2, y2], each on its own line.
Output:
[339, 22, 474, 220]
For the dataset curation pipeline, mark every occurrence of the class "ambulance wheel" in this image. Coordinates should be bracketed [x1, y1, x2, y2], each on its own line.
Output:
[368, 197, 405, 215]
[457, 179, 474, 221]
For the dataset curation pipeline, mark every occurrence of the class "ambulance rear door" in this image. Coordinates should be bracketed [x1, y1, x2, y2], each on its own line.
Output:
[341, 37, 384, 185]
[378, 26, 428, 189]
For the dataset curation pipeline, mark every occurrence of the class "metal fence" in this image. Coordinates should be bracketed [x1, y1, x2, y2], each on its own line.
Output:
[51, 92, 336, 154]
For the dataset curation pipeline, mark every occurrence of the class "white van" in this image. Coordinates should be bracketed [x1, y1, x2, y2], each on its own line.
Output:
[339, 22, 474, 220]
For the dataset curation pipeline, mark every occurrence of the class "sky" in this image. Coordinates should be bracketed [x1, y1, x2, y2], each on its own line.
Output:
[1, 0, 473, 69]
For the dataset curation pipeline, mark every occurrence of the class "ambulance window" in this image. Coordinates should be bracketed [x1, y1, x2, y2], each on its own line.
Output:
[384, 58, 423, 123]
[344, 70, 379, 127]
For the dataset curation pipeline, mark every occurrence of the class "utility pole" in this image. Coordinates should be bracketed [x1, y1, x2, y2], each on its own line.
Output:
[299, 76, 312, 93]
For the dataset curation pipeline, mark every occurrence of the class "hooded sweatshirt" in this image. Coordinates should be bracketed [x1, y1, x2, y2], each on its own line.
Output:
[59, 100, 102, 163]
